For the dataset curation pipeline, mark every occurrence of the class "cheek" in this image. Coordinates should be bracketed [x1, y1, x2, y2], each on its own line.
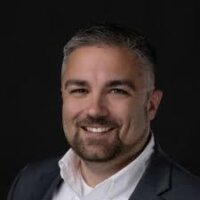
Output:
[62, 97, 83, 121]
[112, 99, 142, 120]
[109, 100, 136, 132]
[62, 99, 80, 136]
[62, 99, 84, 140]
[117, 101, 148, 141]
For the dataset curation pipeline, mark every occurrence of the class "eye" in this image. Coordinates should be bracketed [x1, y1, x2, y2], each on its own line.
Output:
[109, 88, 129, 95]
[69, 88, 88, 95]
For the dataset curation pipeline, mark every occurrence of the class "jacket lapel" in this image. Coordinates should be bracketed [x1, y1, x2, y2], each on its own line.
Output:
[129, 147, 172, 200]
[41, 173, 63, 200]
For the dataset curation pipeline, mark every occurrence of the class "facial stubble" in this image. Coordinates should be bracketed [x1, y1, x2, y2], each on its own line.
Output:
[69, 129, 123, 162]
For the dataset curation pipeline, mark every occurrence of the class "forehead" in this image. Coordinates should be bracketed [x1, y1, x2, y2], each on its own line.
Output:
[62, 45, 144, 79]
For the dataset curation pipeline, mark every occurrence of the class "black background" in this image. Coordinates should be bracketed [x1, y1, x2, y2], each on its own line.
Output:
[1, 0, 200, 199]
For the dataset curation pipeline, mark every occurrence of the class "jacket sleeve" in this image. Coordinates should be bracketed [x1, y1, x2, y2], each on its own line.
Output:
[7, 166, 29, 200]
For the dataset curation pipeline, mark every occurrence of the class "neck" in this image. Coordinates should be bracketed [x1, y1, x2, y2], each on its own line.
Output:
[79, 154, 134, 187]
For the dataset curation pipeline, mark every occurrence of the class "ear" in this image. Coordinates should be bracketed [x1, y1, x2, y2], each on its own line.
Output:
[148, 89, 163, 121]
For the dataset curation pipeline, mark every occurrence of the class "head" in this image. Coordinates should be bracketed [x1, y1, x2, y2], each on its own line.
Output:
[61, 24, 163, 164]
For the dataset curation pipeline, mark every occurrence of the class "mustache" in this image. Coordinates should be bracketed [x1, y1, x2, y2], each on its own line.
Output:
[76, 116, 119, 127]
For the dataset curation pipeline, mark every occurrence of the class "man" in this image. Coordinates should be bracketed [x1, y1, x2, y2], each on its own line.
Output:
[8, 24, 200, 200]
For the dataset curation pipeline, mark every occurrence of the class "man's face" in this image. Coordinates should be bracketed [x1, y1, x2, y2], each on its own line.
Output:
[61, 45, 162, 163]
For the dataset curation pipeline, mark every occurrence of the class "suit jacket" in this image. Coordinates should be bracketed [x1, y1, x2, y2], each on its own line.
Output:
[7, 147, 200, 200]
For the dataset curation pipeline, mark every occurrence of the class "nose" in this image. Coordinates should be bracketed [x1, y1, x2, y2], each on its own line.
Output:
[86, 94, 109, 117]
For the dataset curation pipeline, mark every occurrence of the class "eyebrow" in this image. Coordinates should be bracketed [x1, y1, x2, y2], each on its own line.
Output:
[106, 80, 136, 90]
[64, 80, 89, 89]
[63, 79, 136, 90]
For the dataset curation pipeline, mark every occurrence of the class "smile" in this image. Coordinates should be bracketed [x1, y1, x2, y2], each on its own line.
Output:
[82, 126, 114, 133]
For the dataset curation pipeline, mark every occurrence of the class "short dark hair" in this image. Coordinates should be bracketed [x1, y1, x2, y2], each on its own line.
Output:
[62, 23, 156, 86]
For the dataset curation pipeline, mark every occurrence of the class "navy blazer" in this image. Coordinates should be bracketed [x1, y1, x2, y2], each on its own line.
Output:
[7, 148, 200, 200]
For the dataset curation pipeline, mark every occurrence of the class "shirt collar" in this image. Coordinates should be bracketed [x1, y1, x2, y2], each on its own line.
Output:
[58, 134, 155, 199]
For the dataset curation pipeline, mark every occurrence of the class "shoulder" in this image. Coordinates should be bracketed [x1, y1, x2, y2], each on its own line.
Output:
[24, 156, 61, 175]
[16, 156, 61, 182]
[7, 156, 62, 200]
[19, 155, 61, 182]
[157, 150, 200, 199]
[162, 151, 200, 184]
[170, 159, 200, 194]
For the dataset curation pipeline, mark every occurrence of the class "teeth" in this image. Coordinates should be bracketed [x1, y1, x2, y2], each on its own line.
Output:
[85, 127, 111, 133]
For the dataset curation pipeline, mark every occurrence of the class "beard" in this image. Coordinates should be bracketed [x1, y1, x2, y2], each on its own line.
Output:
[69, 130, 123, 162]
[65, 112, 150, 163]
[66, 116, 124, 162]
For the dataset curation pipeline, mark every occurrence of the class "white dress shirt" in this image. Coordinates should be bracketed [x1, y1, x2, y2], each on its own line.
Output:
[53, 135, 155, 200]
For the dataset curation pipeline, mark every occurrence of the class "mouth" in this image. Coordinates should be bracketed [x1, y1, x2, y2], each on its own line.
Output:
[81, 126, 115, 134]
